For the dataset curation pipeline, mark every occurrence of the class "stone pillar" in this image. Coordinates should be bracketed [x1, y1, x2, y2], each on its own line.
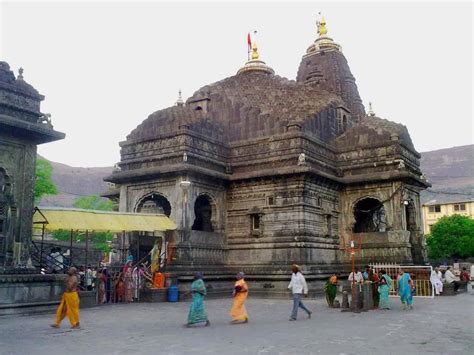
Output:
[362, 283, 373, 311]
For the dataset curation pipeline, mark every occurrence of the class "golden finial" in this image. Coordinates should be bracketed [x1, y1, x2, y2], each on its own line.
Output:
[317, 15, 328, 37]
[251, 40, 259, 60]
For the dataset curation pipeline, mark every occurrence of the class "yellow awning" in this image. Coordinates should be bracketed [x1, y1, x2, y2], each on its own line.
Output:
[33, 207, 177, 232]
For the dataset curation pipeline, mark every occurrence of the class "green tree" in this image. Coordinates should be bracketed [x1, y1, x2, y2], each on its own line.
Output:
[426, 214, 474, 260]
[52, 195, 116, 253]
[34, 158, 57, 201]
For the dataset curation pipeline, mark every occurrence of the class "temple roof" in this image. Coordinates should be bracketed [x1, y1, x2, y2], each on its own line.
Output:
[128, 70, 343, 143]
[333, 115, 416, 152]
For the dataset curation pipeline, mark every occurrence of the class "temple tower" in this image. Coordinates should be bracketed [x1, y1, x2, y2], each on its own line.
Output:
[296, 16, 366, 122]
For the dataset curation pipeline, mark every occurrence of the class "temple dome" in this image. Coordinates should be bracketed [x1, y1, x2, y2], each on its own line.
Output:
[129, 72, 343, 144]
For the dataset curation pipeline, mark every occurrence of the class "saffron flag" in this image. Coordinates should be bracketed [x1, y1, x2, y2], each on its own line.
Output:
[247, 33, 252, 50]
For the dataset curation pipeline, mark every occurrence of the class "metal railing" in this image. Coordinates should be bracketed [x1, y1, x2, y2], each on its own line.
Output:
[370, 262, 434, 298]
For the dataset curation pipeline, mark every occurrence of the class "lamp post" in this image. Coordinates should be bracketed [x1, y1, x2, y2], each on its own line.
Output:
[340, 233, 363, 312]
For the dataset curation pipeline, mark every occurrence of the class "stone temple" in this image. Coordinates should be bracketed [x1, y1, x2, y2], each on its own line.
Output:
[105, 18, 429, 294]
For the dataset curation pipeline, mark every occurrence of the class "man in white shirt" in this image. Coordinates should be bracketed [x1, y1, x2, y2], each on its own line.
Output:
[430, 267, 443, 295]
[85, 266, 93, 291]
[348, 267, 364, 284]
[288, 264, 312, 321]
[445, 266, 461, 292]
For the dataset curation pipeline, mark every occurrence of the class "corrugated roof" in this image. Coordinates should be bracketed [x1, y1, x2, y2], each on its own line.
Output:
[33, 207, 177, 232]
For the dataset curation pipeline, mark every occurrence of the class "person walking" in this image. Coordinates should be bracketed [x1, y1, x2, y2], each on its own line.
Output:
[288, 264, 311, 321]
[230, 272, 249, 324]
[378, 270, 392, 309]
[324, 272, 340, 307]
[186, 272, 210, 327]
[397, 268, 413, 310]
[51, 267, 80, 329]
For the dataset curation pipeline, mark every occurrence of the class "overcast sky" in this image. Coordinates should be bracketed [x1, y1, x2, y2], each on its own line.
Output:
[1, 1, 472, 167]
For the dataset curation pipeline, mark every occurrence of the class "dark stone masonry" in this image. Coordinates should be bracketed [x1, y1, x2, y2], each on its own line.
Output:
[104, 18, 429, 294]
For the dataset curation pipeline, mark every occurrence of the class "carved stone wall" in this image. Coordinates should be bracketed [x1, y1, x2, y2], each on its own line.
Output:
[0, 135, 37, 267]
[226, 175, 340, 266]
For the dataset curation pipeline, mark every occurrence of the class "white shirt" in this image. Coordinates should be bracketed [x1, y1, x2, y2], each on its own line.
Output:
[430, 271, 442, 283]
[348, 271, 364, 283]
[288, 272, 308, 294]
[86, 269, 93, 286]
[445, 270, 460, 284]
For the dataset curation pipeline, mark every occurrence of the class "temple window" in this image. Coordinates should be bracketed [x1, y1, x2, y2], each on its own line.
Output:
[251, 214, 261, 231]
[267, 196, 275, 206]
[137, 194, 171, 217]
[353, 197, 386, 233]
[192, 195, 214, 232]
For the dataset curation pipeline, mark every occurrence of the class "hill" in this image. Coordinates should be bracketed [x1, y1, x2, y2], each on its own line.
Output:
[420, 144, 474, 204]
[39, 158, 113, 207]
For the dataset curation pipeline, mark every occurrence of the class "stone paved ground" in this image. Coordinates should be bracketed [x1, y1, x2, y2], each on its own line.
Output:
[0, 293, 473, 355]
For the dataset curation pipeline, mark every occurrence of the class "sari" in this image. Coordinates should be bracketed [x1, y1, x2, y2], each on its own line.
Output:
[398, 272, 413, 306]
[369, 271, 380, 308]
[230, 279, 248, 322]
[54, 291, 80, 327]
[378, 275, 391, 309]
[324, 275, 337, 307]
[187, 279, 208, 325]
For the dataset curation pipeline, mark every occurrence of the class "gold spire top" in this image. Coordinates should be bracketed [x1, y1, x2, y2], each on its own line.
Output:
[306, 14, 341, 55]
[237, 32, 274, 76]
[317, 16, 327, 37]
[251, 40, 259, 60]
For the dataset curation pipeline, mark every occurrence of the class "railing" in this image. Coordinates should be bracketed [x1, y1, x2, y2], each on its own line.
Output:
[370, 262, 434, 298]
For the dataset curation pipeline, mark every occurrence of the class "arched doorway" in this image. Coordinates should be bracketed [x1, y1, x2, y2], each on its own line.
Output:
[353, 197, 386, 233]
[192, 195, 214, 232]
[136, 193, 171, 217]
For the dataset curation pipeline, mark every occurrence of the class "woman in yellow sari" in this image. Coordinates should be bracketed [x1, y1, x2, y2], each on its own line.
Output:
[230, 272, 248, 324]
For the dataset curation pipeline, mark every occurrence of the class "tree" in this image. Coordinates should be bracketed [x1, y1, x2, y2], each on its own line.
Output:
[34, 158, 57, 201]
[52, 195, 116, 253]
[426, 214, 474, 260]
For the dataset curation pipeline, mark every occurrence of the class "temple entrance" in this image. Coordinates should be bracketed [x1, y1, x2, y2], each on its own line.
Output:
[192, 195, 214, 232]
[353, 198, 386, 233]
[136, 194, 171, 217]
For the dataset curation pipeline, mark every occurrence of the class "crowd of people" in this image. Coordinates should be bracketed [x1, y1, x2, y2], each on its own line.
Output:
[430, 265, 470, 295]
[50, 262, 471, 330]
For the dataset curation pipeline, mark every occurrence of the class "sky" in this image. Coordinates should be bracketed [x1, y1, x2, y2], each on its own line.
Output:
[1, 0, 472, 167]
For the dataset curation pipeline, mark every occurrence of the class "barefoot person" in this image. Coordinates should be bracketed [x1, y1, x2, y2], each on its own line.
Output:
[51, 267, 80, 329]
[288, 264, 311, 321]
[397, 268, 413, 310]
[230, 272, 249, 324]
[186, 272, 210, 327]
[378, 270, 392, 310]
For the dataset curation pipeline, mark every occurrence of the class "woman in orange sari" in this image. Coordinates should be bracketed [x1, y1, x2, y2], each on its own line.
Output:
[230, 272, 249, 324]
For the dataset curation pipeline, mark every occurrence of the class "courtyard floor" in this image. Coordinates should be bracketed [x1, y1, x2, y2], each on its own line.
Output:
[0, 293, 473, 355]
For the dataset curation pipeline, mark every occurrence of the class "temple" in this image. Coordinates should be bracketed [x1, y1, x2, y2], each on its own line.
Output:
[105, 17, 429, 293]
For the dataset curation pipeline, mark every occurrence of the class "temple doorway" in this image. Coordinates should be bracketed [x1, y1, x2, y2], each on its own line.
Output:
[353, 197, 386, 233]
[192, 195, 214, 232]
